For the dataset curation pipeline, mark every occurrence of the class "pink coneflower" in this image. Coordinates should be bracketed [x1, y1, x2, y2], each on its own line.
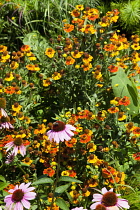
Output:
[4, 182, 36, 210]
[5, 152, 15, 164]
[0, 121, 14, 129]
[0, 108, 8, 117]
[47, 121, 76, 143]
[4, 137, 29, 156]
[90, 187, 130, 209]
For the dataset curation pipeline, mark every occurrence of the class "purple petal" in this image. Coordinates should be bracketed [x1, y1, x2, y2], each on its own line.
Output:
[92, 194, 102, 201]
[101, 187, 108, 194]
[65, 124, 76, 130]
[21, 198, 30, 209]
[24, 192, 36, 200]
[90, 201, 101, 209]
[117, 198, 130, 209]
[13, 146, 18, 156]
[15, 202, 23, 210]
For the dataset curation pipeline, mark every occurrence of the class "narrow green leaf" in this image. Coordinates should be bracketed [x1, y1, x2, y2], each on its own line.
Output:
[0, 175, 6, 182]
[0, 152, 2, 160]
[32, 178, 54, 185]
[56, 198, 69, 210]
[0, 182, 9, 190]
[59, 176, 83, 183]
[55, 183, 71, 194]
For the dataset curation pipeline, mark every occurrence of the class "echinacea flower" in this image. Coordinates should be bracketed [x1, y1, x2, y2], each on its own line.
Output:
[90, 187, 130, 209]
[47, 121, 76, 143]
[0, 108, 8, 117]
[4, 182, 36, 210]
[4, 137, 29, 156]
[5, 151, 15, 164]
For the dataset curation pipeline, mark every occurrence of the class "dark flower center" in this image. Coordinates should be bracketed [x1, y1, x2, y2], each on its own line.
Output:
[52, 121, 65, 132]
[12, 189, 24, 202]
[101, 191, 117, 206]
[95, 204, 106, 210]
[14, 137, 23, 146]
[0, 98, 6, 108]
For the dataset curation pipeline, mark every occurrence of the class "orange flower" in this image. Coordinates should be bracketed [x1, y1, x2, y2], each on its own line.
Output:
[70, 9, 80, 17]
[119, 96, 130, 106]
[79, 134, 91, 143]
[0, 45, 7, 52]
[67, 170, 77, 177]
[132, 127, 140, 136]
[0, 135, 14, 147]
[4, 86, 15, 94]
[63, 24, 74, 33]
[102, 166, 117, 178]
[81, 62, 92, 71]
[65, 138, 77, 147]
[21, 45, 30, 52]
[80, 24, 96, 34]
[43, 167, 55, 177]
[45, 48, 55, 58]
[133, 152, 140, 161]
[108, 106, 119, 113]
[104, 44, 115, 51]
[108, 65, 118, 73]
[65, 56, 75, 65]
[34, 124, 47, 134]
[43, 78, 52, 87]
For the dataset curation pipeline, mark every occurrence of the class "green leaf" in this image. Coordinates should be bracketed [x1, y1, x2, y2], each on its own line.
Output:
[55, 198, 69, 210]
[111, 68, 139, 115]
[0, 175, 6, 182]
[0, 182, 9, 190]
[55, 183, 71, 194]
[59, 176, 83, 183]
[23, 31, 48, 55]
[32, 178, 54, 185]
[0, 152, 2, 160]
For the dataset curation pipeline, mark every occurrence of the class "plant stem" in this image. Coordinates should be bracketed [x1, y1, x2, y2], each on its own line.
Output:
[50, 142, 61, 210]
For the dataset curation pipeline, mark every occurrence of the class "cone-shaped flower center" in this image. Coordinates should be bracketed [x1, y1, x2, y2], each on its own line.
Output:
[14, 137, 23, 146]
[12, 189, 24, 202]
[0, 98, 6, 108]
[1, 116, 10, 122]
[101, 192, 117, 207]
[95, 204, 106, 210]
[52, 121, 65, 132]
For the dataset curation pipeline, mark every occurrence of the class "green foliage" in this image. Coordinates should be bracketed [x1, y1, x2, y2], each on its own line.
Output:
[111, 67, 139, 115]
[111, 0, 140, 34]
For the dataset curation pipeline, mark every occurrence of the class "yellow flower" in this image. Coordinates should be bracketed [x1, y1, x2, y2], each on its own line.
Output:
[24, 116, 31, 124]
[43, 78, 52, 87]
[4, 72, 14, 81]
[75, 5, 84, 11]
[52, 72, 62, 80]
[12, 103, 22, 112]
[45, 48, 55, 58]
[22, 157, 33, 165]
[10, 61, 19, 69]
[61, 171, 70, 176]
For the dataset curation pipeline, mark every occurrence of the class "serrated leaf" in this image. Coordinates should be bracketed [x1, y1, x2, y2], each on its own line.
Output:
[55, 183, 71, 194]
[56, 198, 69, 210]
[59, 176, 83, 183]
[32, 178, 54, 185]
[111, 68, 139, 115]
